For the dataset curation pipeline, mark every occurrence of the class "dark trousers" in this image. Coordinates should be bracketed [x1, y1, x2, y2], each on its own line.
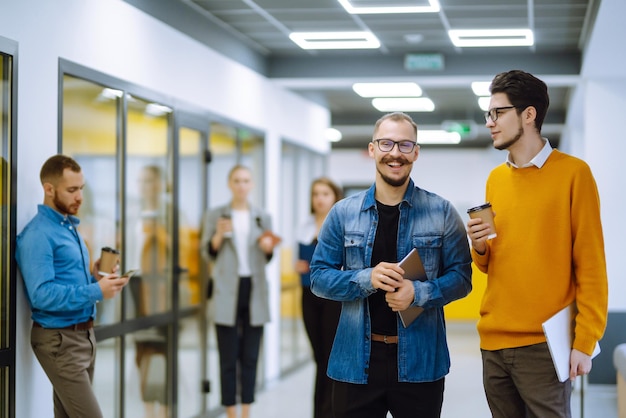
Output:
[31, 326, 102, 418]
[216, 277, 264, 406]
[332, 341, 445, 418]
[301, 286, 341, 418]
[482, 342, 572, 418]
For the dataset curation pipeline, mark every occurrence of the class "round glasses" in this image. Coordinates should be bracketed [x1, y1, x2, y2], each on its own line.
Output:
[372, 139, 417, 154]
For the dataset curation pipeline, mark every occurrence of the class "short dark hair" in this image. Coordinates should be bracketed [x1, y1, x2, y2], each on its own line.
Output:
[40, 154, 81, 185]
[309, 177, 343, 214]
[373, 112, 418, 139]
[490, 70, 550, 133]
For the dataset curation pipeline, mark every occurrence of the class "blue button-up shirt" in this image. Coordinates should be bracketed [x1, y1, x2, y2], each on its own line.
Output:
[16, 204, 102, 328]
[310, 180, 472, 383]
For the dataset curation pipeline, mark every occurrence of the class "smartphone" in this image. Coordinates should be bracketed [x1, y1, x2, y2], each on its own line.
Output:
[121, 269, 138, 278]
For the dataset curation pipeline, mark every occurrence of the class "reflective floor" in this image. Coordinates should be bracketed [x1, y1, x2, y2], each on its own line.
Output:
[218, 321, 618, 418]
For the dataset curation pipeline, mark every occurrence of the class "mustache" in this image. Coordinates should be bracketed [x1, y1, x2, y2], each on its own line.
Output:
[381, 155, 409, 164]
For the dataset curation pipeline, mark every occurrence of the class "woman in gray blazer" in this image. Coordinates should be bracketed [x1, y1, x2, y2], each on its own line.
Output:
[200, 165, 277, 418]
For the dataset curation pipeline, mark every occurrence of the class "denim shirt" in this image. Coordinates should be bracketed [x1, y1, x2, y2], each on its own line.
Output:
[16, 204, 102, 328]
[310, 180, 472, 383]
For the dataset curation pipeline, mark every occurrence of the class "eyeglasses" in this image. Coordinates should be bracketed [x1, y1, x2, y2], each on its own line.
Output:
[372, 139, 417, 154]
[484, 106, 521, 122]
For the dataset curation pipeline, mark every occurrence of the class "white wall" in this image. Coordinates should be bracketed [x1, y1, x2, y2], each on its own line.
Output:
[574, 0, 626, 312]
[581, 80, 626, 311]
[1, 0, 330, 416]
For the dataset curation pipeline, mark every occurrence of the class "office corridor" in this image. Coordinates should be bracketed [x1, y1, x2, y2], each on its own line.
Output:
[217, 322, 617, 418]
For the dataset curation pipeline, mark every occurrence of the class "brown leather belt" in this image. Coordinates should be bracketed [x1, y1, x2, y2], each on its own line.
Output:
[371, 333, 398, 344]
[33, 320, 94, 331]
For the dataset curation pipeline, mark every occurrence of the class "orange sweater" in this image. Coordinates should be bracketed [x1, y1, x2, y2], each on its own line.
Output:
[473, 150, 608, 355]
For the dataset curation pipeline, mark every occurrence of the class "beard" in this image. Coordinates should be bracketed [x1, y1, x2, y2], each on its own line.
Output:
[494, 126, 523, 150]
[377, 156, 411, 187]
[53, 194, 80, 215]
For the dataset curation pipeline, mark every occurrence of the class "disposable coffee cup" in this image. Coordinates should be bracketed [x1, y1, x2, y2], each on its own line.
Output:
[99, 246, 120, 276]
[467, 203, 497, 239]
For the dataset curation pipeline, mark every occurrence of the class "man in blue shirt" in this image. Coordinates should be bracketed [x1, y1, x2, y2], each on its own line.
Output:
[310, 112, 472, 418]
[16, 154, 129, 418]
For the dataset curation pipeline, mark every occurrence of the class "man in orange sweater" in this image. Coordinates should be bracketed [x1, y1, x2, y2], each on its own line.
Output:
[466, 70, 608, 418]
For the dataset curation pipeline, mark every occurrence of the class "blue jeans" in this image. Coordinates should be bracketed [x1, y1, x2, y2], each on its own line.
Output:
[216, 277, 264, 406]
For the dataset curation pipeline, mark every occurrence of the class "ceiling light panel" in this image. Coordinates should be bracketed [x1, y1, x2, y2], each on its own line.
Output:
[353, 82, 422, 98]
[418, 130, 461, 145]
[478, 97, 491, 111]
[448, 29, 534, 47]
[338, 0, 440, 14]
[471, 81, 491, 96]
[372, 97, 435, 112]
[289, 31, 380, 50]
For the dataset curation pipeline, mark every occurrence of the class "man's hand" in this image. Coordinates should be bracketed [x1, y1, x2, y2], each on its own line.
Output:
[466, 217, 491, 255]
[570, 348, 592, 381]
[98, 274, 130, 299]
[385, 279, 415, 311]
[370, 262, 404, 293]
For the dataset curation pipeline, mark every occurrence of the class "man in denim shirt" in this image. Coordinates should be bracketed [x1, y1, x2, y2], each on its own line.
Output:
[310, 112, 472, 418]
[16, 155, 129, 417]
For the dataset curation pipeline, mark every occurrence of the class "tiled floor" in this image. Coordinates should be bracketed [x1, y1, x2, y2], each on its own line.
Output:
[218, 322, 618, 418]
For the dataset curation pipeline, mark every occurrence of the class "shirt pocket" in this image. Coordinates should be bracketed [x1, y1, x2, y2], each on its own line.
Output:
[411, 235, 442, 276]
[344, 232, 366, 270]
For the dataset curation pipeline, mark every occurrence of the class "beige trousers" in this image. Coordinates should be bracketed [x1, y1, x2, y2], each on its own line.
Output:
[31, 326, 102, 418]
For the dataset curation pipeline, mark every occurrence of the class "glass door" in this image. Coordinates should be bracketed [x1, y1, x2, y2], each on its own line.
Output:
[174, 113, 210, 418]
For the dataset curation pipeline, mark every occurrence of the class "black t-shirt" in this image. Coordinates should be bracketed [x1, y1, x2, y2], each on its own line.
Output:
[368, 201, 400, 336]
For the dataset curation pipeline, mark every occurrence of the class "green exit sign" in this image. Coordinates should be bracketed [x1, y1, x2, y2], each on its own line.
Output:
[404, 53, 444, 71]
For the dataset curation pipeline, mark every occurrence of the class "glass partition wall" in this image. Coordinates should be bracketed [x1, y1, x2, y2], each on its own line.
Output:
[0, 43, 17, 418]
[205, 121, 267, 410]
[60, 62, 272, 418]
[279, 142, 327, 374]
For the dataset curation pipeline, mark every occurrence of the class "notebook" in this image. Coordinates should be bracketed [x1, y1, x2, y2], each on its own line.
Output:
[397, 248, 428, 328]
[542, 303, 601, 382]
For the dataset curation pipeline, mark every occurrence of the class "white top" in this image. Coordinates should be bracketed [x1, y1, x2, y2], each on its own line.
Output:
[232, 209, 252, 276]
[297, 215, 318, 245]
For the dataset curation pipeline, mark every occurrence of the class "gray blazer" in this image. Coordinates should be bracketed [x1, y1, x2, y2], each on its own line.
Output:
[200, 203, 273, 326]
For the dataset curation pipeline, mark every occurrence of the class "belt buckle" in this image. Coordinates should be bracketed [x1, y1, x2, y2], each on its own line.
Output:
[383, 335, 389, 344]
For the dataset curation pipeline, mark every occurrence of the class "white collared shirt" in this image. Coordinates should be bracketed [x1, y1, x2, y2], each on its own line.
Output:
[506, 137, 553, 168]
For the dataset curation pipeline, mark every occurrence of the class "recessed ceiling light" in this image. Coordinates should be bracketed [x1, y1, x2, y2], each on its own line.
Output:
[325, 128, 343, 142]
[478, 97, 491, 111]
[289, 31, 380, 50]
[353, 82, 422, 98]
[146, 103, 173, 117]
[99, 88, 123, 100]
[371, 97, 435, 112]
[404, 34, 424, 44]
[471, 81, 491, 96]
[448, 29, 534, 47]
[338, 0, 440, 14]
[418, 130, 461, 145]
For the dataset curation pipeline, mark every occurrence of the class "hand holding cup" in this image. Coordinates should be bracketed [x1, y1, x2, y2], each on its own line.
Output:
[98, 247, 120, 276]
[467, 203, 497, 240]
[219, 214, 233, 238]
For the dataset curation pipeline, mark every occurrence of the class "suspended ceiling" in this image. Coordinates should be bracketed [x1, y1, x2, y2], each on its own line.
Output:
[124, 0, 600, 148]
